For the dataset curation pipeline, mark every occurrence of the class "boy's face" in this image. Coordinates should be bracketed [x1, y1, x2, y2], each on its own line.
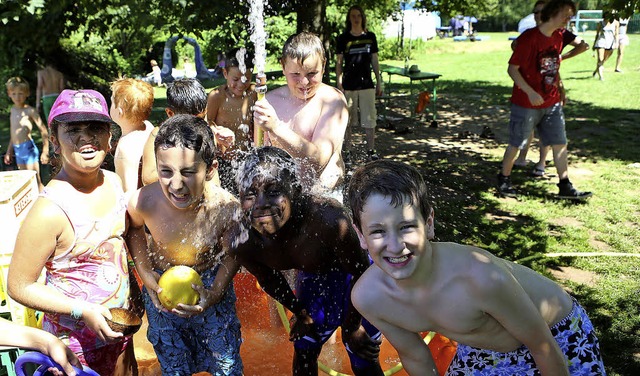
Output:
[550, 6, 574, 29]
[282, 55, 324, 101]
[239, 174, 292, 235]
[224, 66, 253, 97]
[7, 87, 28, 106]
[53, 122, 111, 172]
[156, 146, 213, 210]
[354, 193, 434, 280]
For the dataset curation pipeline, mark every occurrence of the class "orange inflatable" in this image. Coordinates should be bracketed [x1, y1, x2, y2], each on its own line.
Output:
[234, 272, 457, 376]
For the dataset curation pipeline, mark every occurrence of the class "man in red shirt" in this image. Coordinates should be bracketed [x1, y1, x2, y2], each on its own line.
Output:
[497, 0, 592, 200]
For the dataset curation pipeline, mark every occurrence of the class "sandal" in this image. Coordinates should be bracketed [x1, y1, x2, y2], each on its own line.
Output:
[531, 166, 546, 177]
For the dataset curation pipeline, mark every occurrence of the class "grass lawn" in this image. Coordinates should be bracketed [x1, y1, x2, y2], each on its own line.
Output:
[382, 31, 640, 376]
[1, 32, 639, 375]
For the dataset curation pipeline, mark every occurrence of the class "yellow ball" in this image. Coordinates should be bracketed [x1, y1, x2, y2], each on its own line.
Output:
[157, 266, 203, 310]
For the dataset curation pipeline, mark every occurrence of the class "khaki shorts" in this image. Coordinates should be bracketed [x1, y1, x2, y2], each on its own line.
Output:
[345, 89, 377, 129]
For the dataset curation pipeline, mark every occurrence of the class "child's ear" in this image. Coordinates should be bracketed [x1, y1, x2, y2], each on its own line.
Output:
[352, 223, 368, 250]
[426, 207, 435, 240]
[50, 134, 60, 154]
[205, 159, 219, 181]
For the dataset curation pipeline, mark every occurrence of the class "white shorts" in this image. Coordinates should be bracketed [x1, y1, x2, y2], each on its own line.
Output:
[344, 89, 377, 129]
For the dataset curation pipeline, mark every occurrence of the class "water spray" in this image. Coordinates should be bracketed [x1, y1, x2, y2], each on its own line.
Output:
[254, 73, 268, 146]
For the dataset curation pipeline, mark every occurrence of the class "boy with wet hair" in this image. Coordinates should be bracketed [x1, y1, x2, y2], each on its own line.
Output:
[127, 114, 243, 375]
[253, 32, 348, 200]
[140, 78, 225, 186]
[207, 47, 257, 193]
[348, 160, 606, 375]
[4, 76, 49, 190]
[231, 146, 383, 376]
[110, 77, 155, 194]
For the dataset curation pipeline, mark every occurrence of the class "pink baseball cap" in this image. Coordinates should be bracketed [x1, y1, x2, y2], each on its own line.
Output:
[48, 89, 112, 127]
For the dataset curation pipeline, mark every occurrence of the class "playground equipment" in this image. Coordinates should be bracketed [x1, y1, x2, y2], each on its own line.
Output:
[160, 36, 215, 83]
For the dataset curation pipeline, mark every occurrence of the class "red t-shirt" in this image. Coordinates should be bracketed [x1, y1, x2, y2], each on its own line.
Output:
[509, 27, 563, 108]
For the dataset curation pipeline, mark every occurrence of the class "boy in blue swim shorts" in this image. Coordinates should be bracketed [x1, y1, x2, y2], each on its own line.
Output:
[231, 146, 384, 376]
[347, 159, 606, 376]
[127, 114, 243, 375]
[4, 77, 49, 190]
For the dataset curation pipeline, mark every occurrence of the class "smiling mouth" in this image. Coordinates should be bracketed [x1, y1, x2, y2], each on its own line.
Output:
[385, 253, 413, 265]
[78, 145, 99, 158]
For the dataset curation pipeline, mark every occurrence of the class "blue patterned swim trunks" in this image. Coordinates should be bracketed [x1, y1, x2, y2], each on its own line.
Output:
[143, 266, 243, 375]
[446, 297, 606, 375]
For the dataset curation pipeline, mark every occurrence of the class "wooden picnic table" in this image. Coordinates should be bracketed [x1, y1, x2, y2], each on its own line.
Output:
[380, 64, 442, 127]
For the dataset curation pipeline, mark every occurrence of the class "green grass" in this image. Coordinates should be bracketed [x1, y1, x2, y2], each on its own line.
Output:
[382, 32, 640, 375]
[1, 32, 639, 375]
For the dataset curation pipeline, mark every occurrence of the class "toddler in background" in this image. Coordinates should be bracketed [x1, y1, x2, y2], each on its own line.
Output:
[4, 76, 50, 190]
[110, 77, 155, 194]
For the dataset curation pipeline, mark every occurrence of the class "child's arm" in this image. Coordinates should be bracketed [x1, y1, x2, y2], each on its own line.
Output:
[3, 141, 13, 165]
[0, 318, 83, 375]
[335, 217, 382, 359]
[141, 127, 158, 185]
[36, 70, 44, 114]
[206, 88, 235, 153]
[352, 277, 438, 375]
[30, 107, 49, 164]
[125, 189, 165, 310]
[7, 198, 123, 343]
[508, 64, 543, 106]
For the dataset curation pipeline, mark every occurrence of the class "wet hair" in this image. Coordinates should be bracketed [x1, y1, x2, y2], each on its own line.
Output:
[345, 5, 367, 33]
[225, 48, 255, 70]
[5, 77, 29, 93]
[166, 78, 207, 115]
[540, 0, 576, 23]
[236, 146, 303, 199]
[110, 77, 154, 124]
[154, 114, 217, 168]
[281, 32, 326, 66]
[348, 160, 431, 231]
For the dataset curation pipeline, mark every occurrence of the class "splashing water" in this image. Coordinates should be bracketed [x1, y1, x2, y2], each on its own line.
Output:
[236, 47, 248, 83]
[248, 0, 267, 76]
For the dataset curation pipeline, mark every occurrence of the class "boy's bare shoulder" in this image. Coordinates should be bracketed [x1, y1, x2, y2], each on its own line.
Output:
[132, 182, 163, 210]
[204, 184, 241, 215]
[352, 266, 387, 309]
[318, 83, 347, 103]
[208, 85, 225, 99]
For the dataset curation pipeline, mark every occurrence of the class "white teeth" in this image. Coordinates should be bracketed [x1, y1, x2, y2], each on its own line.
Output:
[387, 255, 409, 263]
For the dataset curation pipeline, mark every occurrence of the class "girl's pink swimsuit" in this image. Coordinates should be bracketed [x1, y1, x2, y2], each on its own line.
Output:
[40, 170, 131, 358]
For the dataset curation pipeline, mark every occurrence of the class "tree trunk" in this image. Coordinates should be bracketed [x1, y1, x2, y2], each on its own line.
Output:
[295, 0, 332, 83]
